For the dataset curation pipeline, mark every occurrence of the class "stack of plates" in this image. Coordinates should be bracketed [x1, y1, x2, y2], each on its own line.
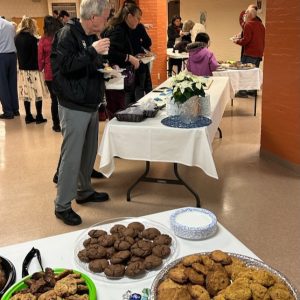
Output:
[170, 207, 217, 240]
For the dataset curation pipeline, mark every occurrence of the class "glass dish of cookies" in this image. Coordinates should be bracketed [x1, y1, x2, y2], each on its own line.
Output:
[74, 217, 179, 283]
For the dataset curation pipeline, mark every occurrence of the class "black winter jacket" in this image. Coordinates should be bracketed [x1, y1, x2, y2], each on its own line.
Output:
[15, 31, 39, 70]
[102, 22, 133, 68]
[51, 19, 104, 112]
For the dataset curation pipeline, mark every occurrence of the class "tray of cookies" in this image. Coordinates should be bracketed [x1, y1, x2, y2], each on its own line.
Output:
[74, 217, 179, 283]
[150, 250, 299, 299]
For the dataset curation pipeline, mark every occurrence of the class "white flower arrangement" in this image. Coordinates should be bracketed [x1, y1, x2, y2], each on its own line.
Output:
[171, 71, 206, 104]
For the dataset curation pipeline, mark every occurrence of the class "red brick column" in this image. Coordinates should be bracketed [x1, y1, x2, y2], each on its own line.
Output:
[260, 0, 300, 172]
[139, 0, 168, 86]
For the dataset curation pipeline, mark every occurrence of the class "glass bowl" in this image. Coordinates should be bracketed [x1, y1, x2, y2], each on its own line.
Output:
[0, 256, 16, 297]
[74, 217, 179, 283]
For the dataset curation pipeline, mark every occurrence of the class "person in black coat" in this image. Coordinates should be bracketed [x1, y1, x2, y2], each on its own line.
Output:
[167, 15, 183, 76]
[51, 0, 110, 226]
[130, 23, 152, 101]
[102, 1, 141, 117]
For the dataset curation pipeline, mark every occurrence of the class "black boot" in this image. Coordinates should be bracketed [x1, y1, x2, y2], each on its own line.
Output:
[91, 169, 104, 178]
[24, 101, 36, 124]
[35, 101, 47, 124]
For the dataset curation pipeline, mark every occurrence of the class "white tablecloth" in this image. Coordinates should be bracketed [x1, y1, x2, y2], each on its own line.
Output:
[167, 48, 189, 60]
[0, 209, 259, 300]
[213, 68, 263, 98]
[98, 77, 231, 179]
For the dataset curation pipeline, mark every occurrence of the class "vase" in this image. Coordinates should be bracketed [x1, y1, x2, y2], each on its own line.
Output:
[199, 95, 211, 117]
[179, 96, 201, 124]
[166, 99, 181, 116]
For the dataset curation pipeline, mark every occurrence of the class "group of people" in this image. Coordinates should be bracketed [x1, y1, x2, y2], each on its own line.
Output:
[0, 1, 265, 226]
[167, 4, 265, 81]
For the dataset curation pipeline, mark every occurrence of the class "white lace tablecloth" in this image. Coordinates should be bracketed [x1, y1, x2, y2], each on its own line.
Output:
[213, 68, 263, 98]
[98, 77, 231, 179]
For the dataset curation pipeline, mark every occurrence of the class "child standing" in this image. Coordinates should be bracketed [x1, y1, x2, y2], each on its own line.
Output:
[187, 32, 219, 77]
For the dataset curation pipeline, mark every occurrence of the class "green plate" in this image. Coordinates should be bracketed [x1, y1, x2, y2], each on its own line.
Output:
[2, 268, 97, 300]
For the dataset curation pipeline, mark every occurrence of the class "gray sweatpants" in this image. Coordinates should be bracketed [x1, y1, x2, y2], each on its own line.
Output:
[55, 105, 99, 212]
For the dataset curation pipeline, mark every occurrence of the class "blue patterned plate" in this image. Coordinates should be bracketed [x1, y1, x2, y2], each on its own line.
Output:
[161, 115, 212, 128]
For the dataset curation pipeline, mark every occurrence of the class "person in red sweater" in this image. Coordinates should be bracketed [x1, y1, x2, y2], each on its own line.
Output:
[233, 6, 265, 67]
[233, 6, 265, 97]
[38, 16, 62, 132]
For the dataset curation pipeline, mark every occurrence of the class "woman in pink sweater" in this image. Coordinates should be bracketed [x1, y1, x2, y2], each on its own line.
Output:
[38, 16, 62, 132]
[187, 32, 219, 76]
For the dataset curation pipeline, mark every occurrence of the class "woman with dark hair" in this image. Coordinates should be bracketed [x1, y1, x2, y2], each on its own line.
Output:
[38, 15, 62, 132]
[167, 15, 183, 76]
[102, 1, 141, 118]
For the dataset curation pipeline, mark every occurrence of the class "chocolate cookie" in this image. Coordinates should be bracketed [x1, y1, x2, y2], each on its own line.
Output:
[104, 264, 125, 278]
[131, 240, 152, 257]
[110, 250, 131, 264]
[120, 235, 135, 245]
[114, 239, 131, 251]
[86, 245, 107, 259]
[141, 228, 161, 240]
[127, 222, 145, 232]
[77, 249, 90, 263]
[152, 245, 171, 258]
[128, 256, 145, 264]
[153, 234, 172, 246]
[120, 227, 138, 238]
[125, 261, 146, 278]
[88, 229, 107, 238]
[105, 247, 116, 259]
[98, 234, 116, 247]
[89, 259, 109, 273]
[144, 255, 162, 270]
[110, 224, 126, 234]
[83, 237, 98, 247]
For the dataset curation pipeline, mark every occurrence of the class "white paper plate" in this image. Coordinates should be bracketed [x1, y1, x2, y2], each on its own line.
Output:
[136, 55, 156, 64]
[170, 207, 217, 240]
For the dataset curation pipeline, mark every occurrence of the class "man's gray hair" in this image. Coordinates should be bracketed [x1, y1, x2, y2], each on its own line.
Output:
[247, 7, 257, 18]
[80, 0, 109, 20]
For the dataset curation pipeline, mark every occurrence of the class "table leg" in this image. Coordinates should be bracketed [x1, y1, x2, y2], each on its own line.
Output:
[218, 127, 223, 139]
[127, 161, 150, 202]
[173, 163, 201, 207]
[127, 161, 201, 207]
[254, 91, 257, 116]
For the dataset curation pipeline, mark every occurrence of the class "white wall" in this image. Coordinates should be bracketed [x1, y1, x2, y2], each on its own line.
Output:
[1, 0, 49, 20]
[181, 0, 266, 61]
[1, 0, 81, 20]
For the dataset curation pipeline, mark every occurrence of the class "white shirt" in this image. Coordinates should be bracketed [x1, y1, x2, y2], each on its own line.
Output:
[191, 23, 206, 42]
[0, 17, 17, 53]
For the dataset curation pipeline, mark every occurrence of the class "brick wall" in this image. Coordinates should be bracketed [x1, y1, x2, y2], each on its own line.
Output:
[260, 0, 300, 168]
[139, 0, 167, 86]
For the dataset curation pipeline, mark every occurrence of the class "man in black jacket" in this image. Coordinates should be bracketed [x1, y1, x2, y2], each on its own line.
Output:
[51, 0, 110, 226]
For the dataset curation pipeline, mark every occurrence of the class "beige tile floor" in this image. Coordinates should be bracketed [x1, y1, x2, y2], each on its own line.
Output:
[0, 95, 299, 291]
